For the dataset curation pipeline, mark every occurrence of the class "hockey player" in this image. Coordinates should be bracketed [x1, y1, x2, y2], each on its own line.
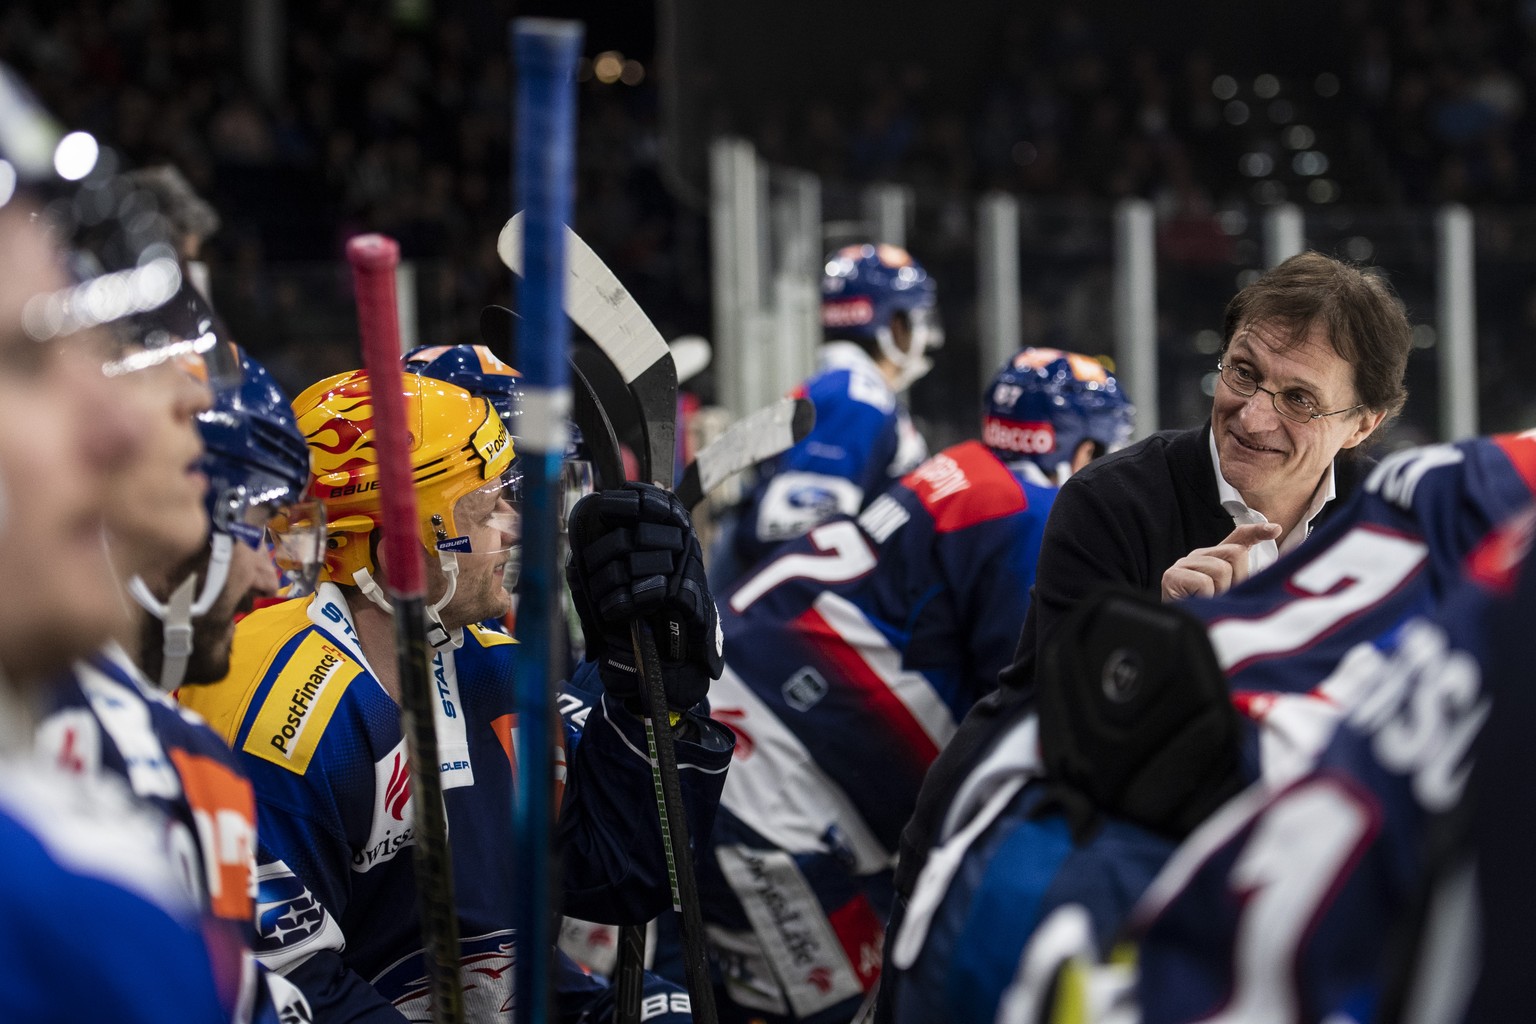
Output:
[37, 346, 318, 1023]
[881, 430, 1536, 1024]
[404, 341, 701, 1019]
[724, 244, 943, 580]
[696, 349, 1132, 1023]
[180, 368, 733, 1020]
[0, 176, 232, 1019]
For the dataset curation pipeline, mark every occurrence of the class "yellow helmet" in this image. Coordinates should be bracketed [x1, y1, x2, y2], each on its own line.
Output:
[293, 369, 517, 585]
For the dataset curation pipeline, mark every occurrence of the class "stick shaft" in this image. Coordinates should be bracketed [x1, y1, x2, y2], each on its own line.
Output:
[511, 19, 583, 1024]
[502, 203, 719, 1024]
[349, 234, 423, 598]
[347, 233, 463, 1024]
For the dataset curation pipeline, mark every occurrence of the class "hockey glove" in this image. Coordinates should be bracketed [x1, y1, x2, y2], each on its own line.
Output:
[1035, 587, 1246, 842]
[566, 482, 724, 714]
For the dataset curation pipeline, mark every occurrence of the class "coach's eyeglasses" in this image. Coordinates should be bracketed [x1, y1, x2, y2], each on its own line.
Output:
[1216, 360, 1365, 425]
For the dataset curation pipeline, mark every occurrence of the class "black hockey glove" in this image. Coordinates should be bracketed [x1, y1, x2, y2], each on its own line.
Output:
[1034, 587, 1246, 842]
[565, 482, 724, 715]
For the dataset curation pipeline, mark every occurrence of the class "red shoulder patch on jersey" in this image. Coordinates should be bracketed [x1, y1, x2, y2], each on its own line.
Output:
[1466, 505, 1536, 595]
[1494, 431, 1536, 496]
[900, 441, 1027, 533]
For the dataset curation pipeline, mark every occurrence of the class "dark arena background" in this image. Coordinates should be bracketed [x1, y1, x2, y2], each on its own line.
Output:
[7, 0, 1536, 444]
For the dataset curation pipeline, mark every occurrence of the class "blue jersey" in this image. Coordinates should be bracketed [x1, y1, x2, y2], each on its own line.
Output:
[703, 440, 1055, 1021]
[37, 648, 310, 1024]
[732, 343, 927, 572]
[1133, 506, 1532, 1024]
[180, 583, 733, 1022]
[0, 756, 230, 1022]
[886, 432, 1536, 1024]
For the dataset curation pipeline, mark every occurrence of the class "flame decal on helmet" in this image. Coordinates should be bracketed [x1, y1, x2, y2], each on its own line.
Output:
[293, 368, 517, 585]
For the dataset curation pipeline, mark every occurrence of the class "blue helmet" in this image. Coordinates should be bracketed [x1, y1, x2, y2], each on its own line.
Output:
[983, 348, 1135, 484]
[403, 344, 521, 426]
[198, 350, 310, 542]
[822, 244, 942, 388]
[132, 348, 321, 690]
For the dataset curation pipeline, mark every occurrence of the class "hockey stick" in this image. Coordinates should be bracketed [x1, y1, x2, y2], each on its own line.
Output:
[500, 214, 719, 1024]
[509, 19, 583, 1024]
[480, 305, 810, 510]
[568, 363, 648, 1024]
[675, 396, 814, 511]
[347, 234, 464, 1024]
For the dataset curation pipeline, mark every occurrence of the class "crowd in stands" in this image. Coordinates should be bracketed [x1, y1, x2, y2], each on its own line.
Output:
[5, 0, 1536, 427]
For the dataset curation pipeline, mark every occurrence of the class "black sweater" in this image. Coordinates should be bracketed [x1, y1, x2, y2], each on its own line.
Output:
[998, 421, 1372, 695]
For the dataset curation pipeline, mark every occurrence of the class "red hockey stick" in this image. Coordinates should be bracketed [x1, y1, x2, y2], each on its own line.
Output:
[347, 233, 465, 1024]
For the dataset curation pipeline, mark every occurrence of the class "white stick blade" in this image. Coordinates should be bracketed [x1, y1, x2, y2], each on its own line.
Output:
[498, 213, 672, 386]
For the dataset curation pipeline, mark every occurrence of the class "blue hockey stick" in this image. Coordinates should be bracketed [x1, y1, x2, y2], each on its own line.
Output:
[509, 19, 582, 1024]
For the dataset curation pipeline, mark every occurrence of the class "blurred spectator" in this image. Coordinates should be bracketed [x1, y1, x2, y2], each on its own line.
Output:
[9, 0, 1536, 433]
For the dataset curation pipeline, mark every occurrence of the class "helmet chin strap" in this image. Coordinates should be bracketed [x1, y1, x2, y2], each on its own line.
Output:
[128, 532, 234, 692]
[351, 550, 464, 652]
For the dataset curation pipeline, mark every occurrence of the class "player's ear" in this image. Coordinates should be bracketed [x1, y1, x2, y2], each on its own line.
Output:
[1070, 439, 1099, 475]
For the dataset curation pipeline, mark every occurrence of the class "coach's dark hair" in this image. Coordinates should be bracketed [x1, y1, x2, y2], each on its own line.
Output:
[1220, 251, 1412, 424]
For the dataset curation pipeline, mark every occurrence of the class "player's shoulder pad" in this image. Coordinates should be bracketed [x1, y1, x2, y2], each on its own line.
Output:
[183, 598, 361, 776]
[238, 627, 363, 776]
[466, 622, 517, 648]
[1491, 430, 1536, 496]
[898, 441, 1029, 534]
[808, 363, 895, 415]
[180, 597, 315, 744]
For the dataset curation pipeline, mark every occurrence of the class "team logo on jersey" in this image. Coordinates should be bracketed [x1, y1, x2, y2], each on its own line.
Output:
[373, 931, 516, 1019]
[255, 861, 345, 971]
[782, 667, 829, 712]
[245, 633, 358, 773]
[982, 416, 1056, 455]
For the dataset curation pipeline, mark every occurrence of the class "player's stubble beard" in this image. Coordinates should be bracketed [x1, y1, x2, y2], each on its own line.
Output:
[137, 544, 254, 687]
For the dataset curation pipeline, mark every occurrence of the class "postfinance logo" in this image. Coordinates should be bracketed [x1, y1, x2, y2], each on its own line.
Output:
[245, 633, 358, 773]
[471, 409, 514, 479]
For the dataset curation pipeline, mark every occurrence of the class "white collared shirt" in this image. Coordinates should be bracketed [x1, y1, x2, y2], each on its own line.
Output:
[1209, 430, 1337, 576]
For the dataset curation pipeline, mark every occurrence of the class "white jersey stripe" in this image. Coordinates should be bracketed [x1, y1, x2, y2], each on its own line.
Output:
[711, 667, 891, 875]
[811, 591, 958, 752]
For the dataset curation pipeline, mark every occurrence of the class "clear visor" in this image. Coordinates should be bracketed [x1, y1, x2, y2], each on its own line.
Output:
[561, 458, 595, 532]
[265, 498, 328, 596]
[908, 305, 944, 352]
[439, 471, 522, 558]
[25, 267, 243, 394]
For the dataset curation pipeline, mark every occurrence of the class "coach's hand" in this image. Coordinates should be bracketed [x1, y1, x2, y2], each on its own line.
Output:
[1161, 522, 1282, 601]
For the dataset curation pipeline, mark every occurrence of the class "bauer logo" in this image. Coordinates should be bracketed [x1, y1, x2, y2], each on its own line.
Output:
[822, 298, 875, 329]
[245, 634, 358, 773]
[982, 416, 1056, 455]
